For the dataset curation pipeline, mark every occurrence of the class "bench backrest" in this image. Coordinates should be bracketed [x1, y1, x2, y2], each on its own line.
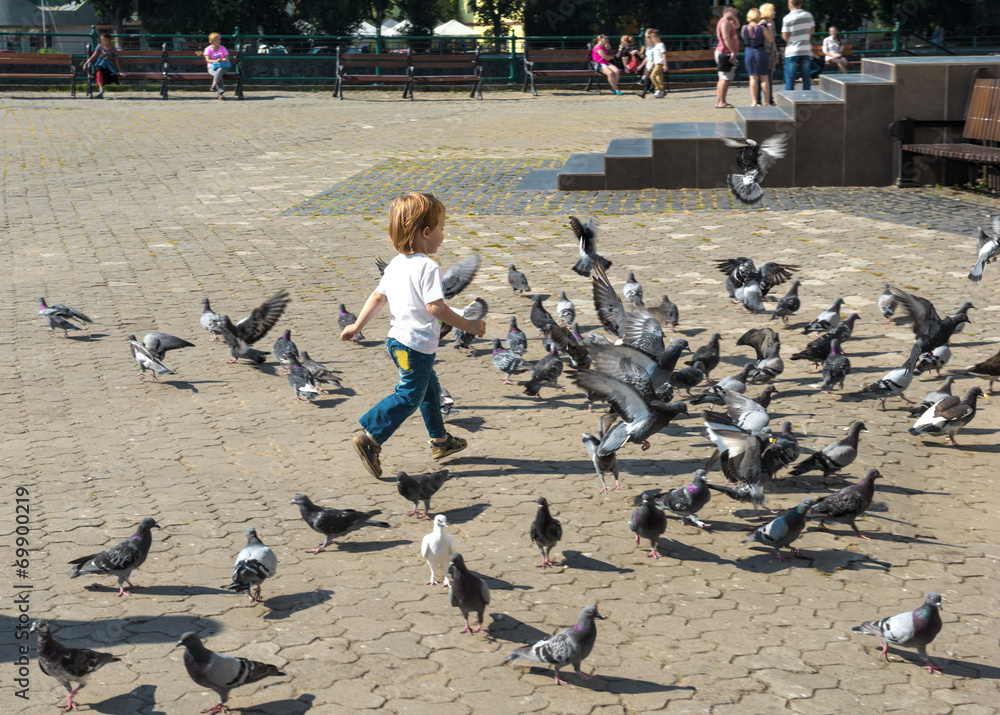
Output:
[664, 49, 715, 61]
[118, 50, 167, 64]
[337, 50, 410, 71]
[964, 78, 1000, 142]
[524, 46, 591, 64]
[0, 53, 73, 66]
[167, 50, 241, 67]
[813, 44, 853, 54]
[409, 52, 478, 71]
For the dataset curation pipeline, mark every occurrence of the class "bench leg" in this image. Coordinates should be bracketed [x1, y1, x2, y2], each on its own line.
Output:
[403, 82, 412, 100]
[71, 76, 76, 98]
[161, 78, 168, 100]
[86, 73, 92, 99]
[236, 75, 243, 100]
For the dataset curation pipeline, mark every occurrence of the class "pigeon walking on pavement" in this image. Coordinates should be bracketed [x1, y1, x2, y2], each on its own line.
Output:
[909, 376, 956, 417]
[421, 514, 456, 586]
[272, 329, 298, 373]
[448, 553, 491, 634]
[530, 295, 555, 336]
[128, 334, 177, 381]
[966, 346, 1000, 393]
[723, 133, 788, 204]
[30, 620, 120, 712]
[38, 297, 91, 337]
[530, 497, 563, 568]
[177, 632, 286, 714]
[225, 527, 277, 602]
[506, 316, 528, 355]
[908, 386, 986, 448]
[286, 354, 321, 401]
[523, 347, 563, 397]
[623, 271, 643, 308]
[69, 517, 161, 596]
[851, 593, 944, 673]
[505, 606, 604, 685]
[630, 492, 668, 558]
[338, 303, 363, 344]
[878, 284, 897, 321]
[492, 338, 531, 384]
[687, 333, 721, 381]
[201, 297, 224, 340]
[742, 498, 815, 561]
[396, 469, 452, 518]
[771, 279, 802, 326]
[789, 422, 867, 484]
[218, 289, 292, 363]
[803, 298, 844, 334]
[853, 341, 924, 409]
[968, 216, 1000, 282]
[647, 294, 680, 332]
[657, 469, 712, 529]
[569, 215, 612, 277]
[819, 339, 851, 392]
[556, 291, 576, 325]
[291, 494, 390, 554]
[807, 468, 882, 540]
[299, 351, 343, 391]
[583, 413, 621, 492]
[508, 264, 531, 295]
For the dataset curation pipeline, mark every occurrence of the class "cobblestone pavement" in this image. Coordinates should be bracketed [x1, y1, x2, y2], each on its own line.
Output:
[1, 87, 998, 714]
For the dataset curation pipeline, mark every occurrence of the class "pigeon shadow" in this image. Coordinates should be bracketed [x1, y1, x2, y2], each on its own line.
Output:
[561, 550, 633, 574]
[936, 442, 1000, 453]
[83, 584, 230, 597]
[450, 456, 588, 478]
[311, 397, 347, 409]
[251, 363, 281, 377]
[658, 539, 734, 565]
[160, 379, 225, 393]
[263, 590, 333, 620]
[483, 575, 531, 591]
[906, 653, 1000, 679]
[92, 684, 164, 715]
[445, 414, 487, 432]
[578, 676, 694, 695]
[70, 332, 109, 340]
[233, 694, 316, 713]
[440, 502, 490, 525]
[339, 538, 412, 553]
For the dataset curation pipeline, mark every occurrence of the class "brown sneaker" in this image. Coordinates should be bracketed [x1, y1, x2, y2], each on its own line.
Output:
[430, 433, 467, 460]
[352, 432, 382, 478]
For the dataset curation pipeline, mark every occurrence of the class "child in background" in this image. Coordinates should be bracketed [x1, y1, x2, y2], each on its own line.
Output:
[82, 32, 125, 99]
[636, 31, 654, 98]
[341, 192, 486, 478]
[647, 29, 668, 99]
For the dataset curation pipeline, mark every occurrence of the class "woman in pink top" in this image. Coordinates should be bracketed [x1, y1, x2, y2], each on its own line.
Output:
[204, 32, 230, 100]
[592, 35, 622, 95]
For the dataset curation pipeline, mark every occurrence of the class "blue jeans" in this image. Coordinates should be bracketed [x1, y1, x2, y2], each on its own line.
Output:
[360, 337, 445, 445]
[784, 55, 811, 90]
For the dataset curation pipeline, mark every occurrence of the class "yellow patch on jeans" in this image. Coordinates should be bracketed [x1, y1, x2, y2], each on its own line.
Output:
[394, 349, 411, 372]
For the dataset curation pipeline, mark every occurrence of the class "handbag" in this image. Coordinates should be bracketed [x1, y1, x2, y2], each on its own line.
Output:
[211, 59, 231, 71]
[625, 55, 640, 74]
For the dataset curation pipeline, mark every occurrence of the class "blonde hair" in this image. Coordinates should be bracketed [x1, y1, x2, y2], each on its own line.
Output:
[760, 3, 775, 19]
[388, 193, 446, 254]
[747, 8, 761, 22]
[208, 32, 221, 43]
[620, 35, 634, 46]
[646, 28, 661, 41]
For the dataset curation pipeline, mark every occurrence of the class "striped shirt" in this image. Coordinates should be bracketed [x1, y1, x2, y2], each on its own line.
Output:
[781, 9, 815, 57]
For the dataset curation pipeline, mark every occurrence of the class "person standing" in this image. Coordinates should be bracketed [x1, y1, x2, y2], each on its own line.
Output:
[204, 32, 230, 100]
[647, 29, 668, 98]
[715, 4, 740, 108]
[742, 8, 773, 107]
[782, 0, 815, 90]
[82, 32, 125, 99]
[759, 3, 778, 105]
[823, 26, 849, 73]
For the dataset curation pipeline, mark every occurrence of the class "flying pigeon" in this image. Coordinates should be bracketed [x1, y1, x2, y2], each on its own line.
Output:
[807, 468, 882, 539]
[440, 386, 459, 416]
[569, 215, 612, 277]
[337, 303, 363, 344]
[299, 350, 343, 391]
[819, 339, 851, 392]
[30, 620, 120, 712]
[378, 254, 481, 299]
[591, 262, 629, 340]
[647, 294, 680, 332]
[530, 295, 555, 336]
[505, 606, 603, 685]
[396, 469, 452, 518]
[226, 527, 277, 602]
[630, 492, 668, 558]
[523, 347, 563, 397]
[582, 416, 621, 493]
[851, 593, 944, 673]
[621, 310, 667, 356]
[452, 298, 488, 351]
[742, 497, 814, 561]
[968, 215, 1000, 282]
[201, 297, 224, 340]
[530, 497, 563, 568]
[723, 133, 788, 204]
[891, 287, 969, 352]
[272, 329, 298, 373]
[218, 289, 292, 363]
[687, 333, 721, 381]
[914, 345, 951, 377]
[771, 279, 802, 326]
[142, 332, 194, 361]
[508, 264, 531, 295]
[623, 271, 643, 308]
[448, 553, 491, 633]
[716, 258, 797, 313]
[657, 469, 711, 529]
[909, 376, 956, 417]
[853, 340, 924, 409]
[703, 411, 776, 518]
[128, 334, 176, 381]
[177, 632, 286, 714]
[69, 517, 160, 596]
[736, 327, 784, 384]
[966, 346, 1000, 393]
[421, 514, 456, 586]
[38, 297, 91, 337]
[716, 384, 776, 435]
[878, 284, 897, 321]
[789, 421, 867, 483]
[286, 354, 321, 401]
[803, 298, 844, 334]
[908, 386, 986, 448]
[556, 291, 576, 325]
[762, 420, 800, 477]
[291, 494, 390, 554]
[506, 316, 528, 355]
[492, 338, 531, 384]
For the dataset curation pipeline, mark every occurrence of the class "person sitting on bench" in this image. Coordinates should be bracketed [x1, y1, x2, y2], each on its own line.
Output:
[204, 32, 230, 100]
[83, 33, 125, 99]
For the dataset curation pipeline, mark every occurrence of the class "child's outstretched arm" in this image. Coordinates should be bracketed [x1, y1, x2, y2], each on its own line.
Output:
[340, 289, 386, 342]
[427, 299, 486, 338]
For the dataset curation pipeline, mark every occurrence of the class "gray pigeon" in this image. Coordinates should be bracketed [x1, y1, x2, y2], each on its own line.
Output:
[878, 284, 897, 321]
[396, 469, 452, 518]
[177, 632, 286, 714]
[442, 254, 482, 298]
[891, 288, 969, 352]
[69, 517, 161, 596]
[790, 422, 867, 484]
[657, 469, 712, 529]
[286, 354, 321, 401]
[968, 216, 1000, 283]
[492, 338, 530, 384]
[299, 351, 344, 391]
[690, 363, 754, 408]
[820, 339, 851, 392]
[38, 297, 91, 337]
[742, 498, 815, 561]
[686, 333, 721, 380]
[807, 468, 882, 539]
[338, 303, 363, 343]
[201, 297, 224, 340]
[908, 386, 985, 448]
[508, 264, 531, 295]
[771, 279, 801, 326]
[448, 553, 491, 633]
[218, 290, 292, 363]
[505, 605, 604, 685]
[530, 295, 555, 335]
[851, 593, 944, 673]
[803, 298, 844, 334]
[703, 411, 776, 518]
[529, 497, 562, 568]
[272, 329, 298, 373]
[647, 294, 679, 332]
[523, 347, 563, 397]
[737, 327, 784, 384]
[914, 345, 951, 377]
[723, 134, 788, 204]
[630, 492, 668, 558]
[128, 334, 175, 381]
[582, 415, 620, 492]
[852, 340, 924, 409]
[569, 215, 612, 277]
[141, 332, 194, 362]
[226, 527, 277, 602]
[556, 291, 576, 325]
[291, 494, 390, 554]
[453, 297, 488, 351]
[909, 376, 955, 417]
[623, 271, 643, 308]
[506, 316, 528, 355]
[30, 620, 120, 712]
[440, 386, 459, 416]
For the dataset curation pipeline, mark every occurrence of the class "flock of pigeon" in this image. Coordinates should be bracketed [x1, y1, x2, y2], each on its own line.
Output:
[30, 200, 1000, 710]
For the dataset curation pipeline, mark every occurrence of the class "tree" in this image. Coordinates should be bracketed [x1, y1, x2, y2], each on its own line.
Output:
[522, 0, 600, 38]
[469, 0, 522, 37]
[397, 0, 445, 36]
[294, 0, 366, 37]
[90, 0, 134, 36]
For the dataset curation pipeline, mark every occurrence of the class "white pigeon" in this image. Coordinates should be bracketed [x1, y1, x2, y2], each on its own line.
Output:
[557, 291, 576, 325]
[968, 216, 1000, 282]
[421, 514, 456, 587]
[226, 527, 277, 603]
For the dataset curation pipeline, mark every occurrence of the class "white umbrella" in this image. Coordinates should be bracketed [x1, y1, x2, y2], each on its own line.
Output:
[381, 20, 410, 36]
[434, 20, 475, 36]
[357, 21, 377, 35]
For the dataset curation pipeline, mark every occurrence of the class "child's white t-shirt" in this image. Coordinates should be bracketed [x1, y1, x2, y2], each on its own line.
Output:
[651, 42, 666, 66]
[377, 253, 445, 354]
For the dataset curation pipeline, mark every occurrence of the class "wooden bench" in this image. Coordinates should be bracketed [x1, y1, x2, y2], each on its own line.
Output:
[407, 51, 482, 99]
[663, 49, 722, 91]
[812, 43, 857, 72]
[335, 48, 412, 99]
[164, 48, 243, 99]
[522, 45, 601, 96]
[890, 77, 1000, 188]
[85, 45, 167, 98]
[0, 53, 77, 96]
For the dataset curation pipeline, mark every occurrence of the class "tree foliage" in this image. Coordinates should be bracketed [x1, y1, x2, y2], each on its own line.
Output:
[396, 0, 445, 36]
[89, 0, 134, 35]
[469, 0, 522, 37]
[138, 0, 293, 35]
[521, 0, 713, 40]
[294, 0, 366, 37]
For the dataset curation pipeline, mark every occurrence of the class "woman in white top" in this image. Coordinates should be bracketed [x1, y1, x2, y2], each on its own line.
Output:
[822, 26, 849, 74]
